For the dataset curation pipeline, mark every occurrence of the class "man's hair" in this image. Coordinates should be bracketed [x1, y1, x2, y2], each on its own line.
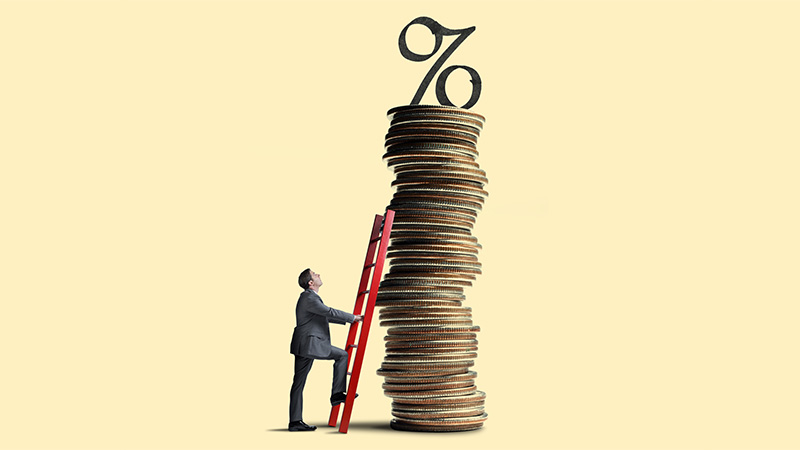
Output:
[298, 268, 313, 289]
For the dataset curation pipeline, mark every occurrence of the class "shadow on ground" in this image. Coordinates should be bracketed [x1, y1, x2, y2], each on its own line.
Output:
[268, 420, 391, 433]
[326, 420, 392, 432]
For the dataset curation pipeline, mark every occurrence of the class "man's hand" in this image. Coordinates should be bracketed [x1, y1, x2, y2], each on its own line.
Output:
[354, 315, 364, 322]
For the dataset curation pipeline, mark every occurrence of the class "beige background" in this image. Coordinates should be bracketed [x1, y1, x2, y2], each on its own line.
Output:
[1, 1, 799, 449]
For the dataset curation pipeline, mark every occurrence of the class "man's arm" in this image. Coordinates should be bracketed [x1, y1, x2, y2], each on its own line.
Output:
[303, 292, 357, 324]
[330, 315, 364, 325]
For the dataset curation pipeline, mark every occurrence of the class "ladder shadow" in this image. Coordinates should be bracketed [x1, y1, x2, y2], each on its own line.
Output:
[326, 420, 392, 432]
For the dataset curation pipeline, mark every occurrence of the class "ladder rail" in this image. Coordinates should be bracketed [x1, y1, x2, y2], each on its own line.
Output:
[342, 214, 383, 359]
[338, 210, 394, 433]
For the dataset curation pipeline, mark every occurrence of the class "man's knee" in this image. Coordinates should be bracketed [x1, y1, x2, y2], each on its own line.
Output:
[331, 347, 348, 362]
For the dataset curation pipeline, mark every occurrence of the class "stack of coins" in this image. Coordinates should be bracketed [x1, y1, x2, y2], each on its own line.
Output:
[376, 104, 488, 432]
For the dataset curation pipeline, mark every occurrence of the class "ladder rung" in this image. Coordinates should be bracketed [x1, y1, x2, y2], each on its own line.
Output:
[370, 237, 380, 243]
[348, 344, 358, 349]
[347, 372, 352, 375]
[359, 290, 369, 295]
[364, 263, 376, 269]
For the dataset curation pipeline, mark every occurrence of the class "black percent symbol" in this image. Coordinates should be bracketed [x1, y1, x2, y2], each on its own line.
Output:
[399, 16, 482, 110]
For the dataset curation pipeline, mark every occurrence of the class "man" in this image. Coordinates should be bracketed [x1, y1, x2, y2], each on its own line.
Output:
[288, 268, 362, 432]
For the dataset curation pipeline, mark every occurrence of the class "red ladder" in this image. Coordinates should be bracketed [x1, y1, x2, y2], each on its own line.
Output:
[328, 210, 394, 433]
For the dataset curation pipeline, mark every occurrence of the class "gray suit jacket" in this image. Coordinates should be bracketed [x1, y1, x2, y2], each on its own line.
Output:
[290, 289, 355, 358]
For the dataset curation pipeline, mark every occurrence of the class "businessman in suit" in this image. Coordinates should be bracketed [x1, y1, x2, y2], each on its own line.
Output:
[288, 268, 362, 432]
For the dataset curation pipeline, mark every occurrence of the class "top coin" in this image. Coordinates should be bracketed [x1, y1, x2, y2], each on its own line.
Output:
[387, 105, 486, 125]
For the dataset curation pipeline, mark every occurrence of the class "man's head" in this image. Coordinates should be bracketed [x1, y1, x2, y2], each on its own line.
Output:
[298, 268, 323, 291]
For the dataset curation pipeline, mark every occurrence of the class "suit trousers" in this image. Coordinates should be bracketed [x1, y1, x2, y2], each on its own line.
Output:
[289, 346, 348, 422]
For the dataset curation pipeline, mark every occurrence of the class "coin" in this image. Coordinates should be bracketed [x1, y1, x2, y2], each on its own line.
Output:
[391, 390, 486, 406]
[386, 104, 486, 123]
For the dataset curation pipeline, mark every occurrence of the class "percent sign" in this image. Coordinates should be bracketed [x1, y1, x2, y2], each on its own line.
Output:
[399, 16, 482, 110]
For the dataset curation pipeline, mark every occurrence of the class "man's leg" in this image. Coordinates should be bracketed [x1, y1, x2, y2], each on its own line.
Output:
[328, 346, 348, 396]
[289, 355, 313, 423]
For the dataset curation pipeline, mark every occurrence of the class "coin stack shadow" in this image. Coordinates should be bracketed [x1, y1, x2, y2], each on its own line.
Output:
[375, 104, 488, 432]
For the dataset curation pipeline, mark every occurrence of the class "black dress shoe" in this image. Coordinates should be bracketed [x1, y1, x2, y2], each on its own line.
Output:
[330, 391, 358, 406]
[288, 420, 316, 431]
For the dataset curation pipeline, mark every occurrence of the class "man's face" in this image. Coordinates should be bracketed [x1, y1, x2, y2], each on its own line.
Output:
[310, 270, 323, 288]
